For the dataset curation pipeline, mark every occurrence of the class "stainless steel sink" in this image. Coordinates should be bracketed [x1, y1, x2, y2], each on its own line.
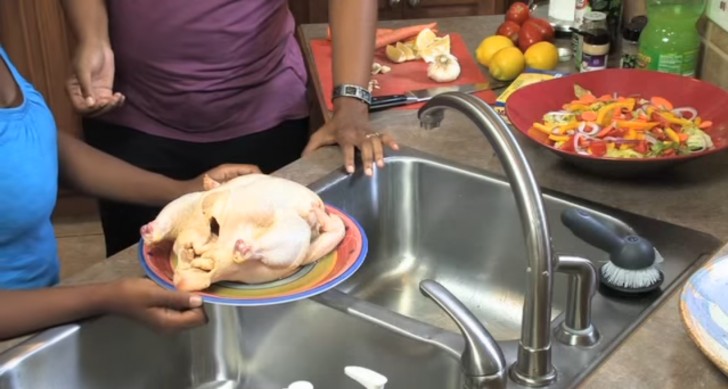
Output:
[308, 146, 722, 387]
[0, 147, 721, 389]
[0, 300, 462, 389]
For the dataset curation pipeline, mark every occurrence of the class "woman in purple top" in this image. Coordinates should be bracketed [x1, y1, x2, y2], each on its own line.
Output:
[60, 0, 395, 257]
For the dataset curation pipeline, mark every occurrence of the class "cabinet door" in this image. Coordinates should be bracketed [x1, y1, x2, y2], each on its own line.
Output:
[378, 0, 405, 20]
[0, 0, 79, 137]
[0, 0, 97, 216]
[402, 0, 506, 19]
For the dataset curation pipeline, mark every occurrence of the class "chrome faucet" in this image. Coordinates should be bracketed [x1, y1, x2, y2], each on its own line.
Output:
[315, 279, 507, 389]
[418, 92, 558, 386]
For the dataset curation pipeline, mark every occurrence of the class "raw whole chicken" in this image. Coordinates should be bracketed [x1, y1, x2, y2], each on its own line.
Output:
[140, 174, 346, 292]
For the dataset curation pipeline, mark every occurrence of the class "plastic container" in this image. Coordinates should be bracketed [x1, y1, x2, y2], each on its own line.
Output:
[637, 0, 706, 77]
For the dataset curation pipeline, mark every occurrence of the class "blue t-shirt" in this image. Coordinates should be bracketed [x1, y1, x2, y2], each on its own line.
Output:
[0, 46, 60, 289]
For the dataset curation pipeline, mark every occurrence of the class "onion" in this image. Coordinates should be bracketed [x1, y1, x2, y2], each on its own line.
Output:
[672, 107, 698, 120]
[546, 111, 576, 123]
[644, 133, 659, 145]
[573, 133, 590, 155]
[578, 122, 601, 136]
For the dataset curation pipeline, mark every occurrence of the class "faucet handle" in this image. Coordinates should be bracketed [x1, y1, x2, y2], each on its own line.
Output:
[419, 279, 506, 388]
[419, 108, 444, 130]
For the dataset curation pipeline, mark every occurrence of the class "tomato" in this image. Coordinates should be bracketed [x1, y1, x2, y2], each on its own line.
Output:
[634, 140, 648, 154]
[506, 2, 531, 25]
[588, 141, 607, 157]
[496, 21, 521, 44]
[524, 18, 555, 42]
[560, 136, 576, 152]
[518, 22, 543, 52]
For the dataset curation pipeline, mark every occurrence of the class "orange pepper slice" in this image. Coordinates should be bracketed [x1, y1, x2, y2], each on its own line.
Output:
[615, 121, 659, 131]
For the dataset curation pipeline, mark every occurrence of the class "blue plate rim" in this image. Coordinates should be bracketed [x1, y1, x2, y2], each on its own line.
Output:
[137, 204, 368, 306]
[680, 254, 728, 374]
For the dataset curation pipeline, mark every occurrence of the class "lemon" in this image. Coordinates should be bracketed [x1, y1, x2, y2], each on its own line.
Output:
[488, 47, 525, 81]
[414, 28, 438, 51]
[524, 41, 559, 70]
[419, 34, 451, 62]
[385, 44, 407, 63]
[475, 35, 515, 67]
[396, 41, 417, 61]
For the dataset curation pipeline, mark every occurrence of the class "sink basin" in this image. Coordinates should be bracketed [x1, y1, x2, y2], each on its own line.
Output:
[308, 146, 722, 385]
[0, 146, 721, 389]
[0, 300, 462, 389]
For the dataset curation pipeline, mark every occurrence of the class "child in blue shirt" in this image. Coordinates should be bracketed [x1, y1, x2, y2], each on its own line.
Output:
[0, 45, 259, 339]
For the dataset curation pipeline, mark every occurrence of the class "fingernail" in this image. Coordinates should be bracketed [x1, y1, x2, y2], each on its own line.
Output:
[377, 160, 384, 167]
[346, 165, 354, 173]
[86, 97, 95, 106]
[189, 295, 203, 307]
[366, 168, 372, 176]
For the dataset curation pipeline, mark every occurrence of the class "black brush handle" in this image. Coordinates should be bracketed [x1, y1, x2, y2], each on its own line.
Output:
[561, 208, 655, 270]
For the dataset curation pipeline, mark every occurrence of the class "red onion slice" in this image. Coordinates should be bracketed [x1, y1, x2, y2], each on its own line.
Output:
[672, 107, 698, 120]
[578, 122, 601, 136]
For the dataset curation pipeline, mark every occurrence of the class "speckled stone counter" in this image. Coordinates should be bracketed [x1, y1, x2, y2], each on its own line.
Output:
[1, 14, 727, 389]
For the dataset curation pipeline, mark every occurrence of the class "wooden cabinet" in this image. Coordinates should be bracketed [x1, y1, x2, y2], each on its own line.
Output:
[0, 0, 79, 138]
[0, 0, 96, 218]
[399, 0, 506, 19]
[289, 0, 507, 24]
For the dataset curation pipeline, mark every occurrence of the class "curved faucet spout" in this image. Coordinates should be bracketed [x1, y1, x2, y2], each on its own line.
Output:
[418, 92, 557, 386]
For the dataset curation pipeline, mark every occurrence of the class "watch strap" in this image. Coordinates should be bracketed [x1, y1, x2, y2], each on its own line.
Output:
[332, 84, 372, 106]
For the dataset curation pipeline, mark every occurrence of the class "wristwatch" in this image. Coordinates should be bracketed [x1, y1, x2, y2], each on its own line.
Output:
[332, 84, 372, 106]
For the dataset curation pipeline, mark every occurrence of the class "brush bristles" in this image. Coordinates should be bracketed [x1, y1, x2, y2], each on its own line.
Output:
[601, 261, 661, 289]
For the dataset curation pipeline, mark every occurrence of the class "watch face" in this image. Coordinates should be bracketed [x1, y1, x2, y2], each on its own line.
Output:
[345, 86, 358, 95]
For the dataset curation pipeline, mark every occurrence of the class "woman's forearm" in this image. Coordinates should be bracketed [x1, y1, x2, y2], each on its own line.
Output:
[58, 132, 189, 207]
[0, 283, 111, 340]
[329, 0, 377, 91]
[60, 0, 110, 46]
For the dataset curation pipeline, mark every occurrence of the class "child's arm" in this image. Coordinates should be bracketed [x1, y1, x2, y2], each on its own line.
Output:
[57, 132, 260, 206]
[0, 278, 206, 341]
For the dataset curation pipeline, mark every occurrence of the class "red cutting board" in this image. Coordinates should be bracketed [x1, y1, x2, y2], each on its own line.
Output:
[310, 33, 497, 112]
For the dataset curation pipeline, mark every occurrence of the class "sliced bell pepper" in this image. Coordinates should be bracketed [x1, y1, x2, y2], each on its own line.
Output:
[658, 112, 691, 126]
[615, 121, 659, 131]
[665, 128, 681, 143]
[596, 100, 635, 126]
[532, 123, 552, 134]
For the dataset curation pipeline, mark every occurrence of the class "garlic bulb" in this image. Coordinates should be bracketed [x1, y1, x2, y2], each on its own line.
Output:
[427, 54, 461, 83]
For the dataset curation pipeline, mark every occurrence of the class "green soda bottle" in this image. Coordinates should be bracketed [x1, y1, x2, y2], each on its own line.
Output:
[637, 0, 706, 77]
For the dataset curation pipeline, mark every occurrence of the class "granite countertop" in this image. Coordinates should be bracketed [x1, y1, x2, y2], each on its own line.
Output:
[1, 14, 727, 389]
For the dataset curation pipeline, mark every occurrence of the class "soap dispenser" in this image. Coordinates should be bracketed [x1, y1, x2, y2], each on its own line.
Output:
[344, 366, 388, 389]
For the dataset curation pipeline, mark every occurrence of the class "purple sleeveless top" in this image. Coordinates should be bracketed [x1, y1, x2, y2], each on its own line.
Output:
[101, 0, 309, 142]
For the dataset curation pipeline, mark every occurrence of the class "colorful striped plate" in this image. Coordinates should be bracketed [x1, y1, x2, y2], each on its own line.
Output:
[680, 254, 728, 375]
[138, 205, 367, 306]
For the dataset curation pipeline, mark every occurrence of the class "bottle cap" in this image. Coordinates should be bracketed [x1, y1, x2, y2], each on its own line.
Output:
[622, 18, 648, 42]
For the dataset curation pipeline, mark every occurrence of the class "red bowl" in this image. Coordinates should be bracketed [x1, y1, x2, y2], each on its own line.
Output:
[505, 69, 728, 177]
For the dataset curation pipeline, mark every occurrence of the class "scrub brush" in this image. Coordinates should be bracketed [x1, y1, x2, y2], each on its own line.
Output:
[561, 208, 664, 294]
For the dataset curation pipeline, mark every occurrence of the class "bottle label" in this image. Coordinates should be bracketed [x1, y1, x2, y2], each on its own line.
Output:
[572, 34, 583, 71]
[582, 52, 608, 72]
[620, 54, 638, 68]
[637, 48, 699, 76]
